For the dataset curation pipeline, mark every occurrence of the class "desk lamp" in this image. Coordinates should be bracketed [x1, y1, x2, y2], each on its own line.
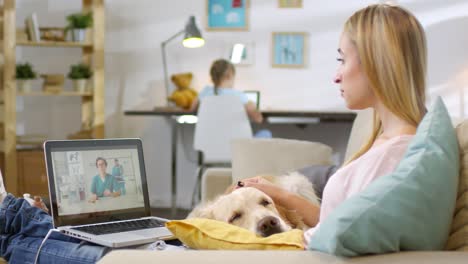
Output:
[161, 16, 205, 106]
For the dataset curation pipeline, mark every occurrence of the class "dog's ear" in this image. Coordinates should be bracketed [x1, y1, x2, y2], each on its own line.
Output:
[187, 202, 215, 219]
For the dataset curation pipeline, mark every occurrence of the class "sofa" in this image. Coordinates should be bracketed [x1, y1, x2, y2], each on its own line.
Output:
[98, 107, 467, 263]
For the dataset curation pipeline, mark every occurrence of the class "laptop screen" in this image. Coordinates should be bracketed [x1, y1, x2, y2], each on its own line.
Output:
[244, 90, 260, 109]
[44, 139, 152, 226]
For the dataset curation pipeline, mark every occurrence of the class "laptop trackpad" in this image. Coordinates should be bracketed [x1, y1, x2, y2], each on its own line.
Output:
[98, 228, 174, 245]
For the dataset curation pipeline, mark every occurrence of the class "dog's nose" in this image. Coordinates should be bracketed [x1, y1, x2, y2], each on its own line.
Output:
[257, 216, 282, 237]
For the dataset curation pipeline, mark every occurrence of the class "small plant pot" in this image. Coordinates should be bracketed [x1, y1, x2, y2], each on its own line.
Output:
[17, 79, 32, 92]
[71, 29, 86, 42]
[73, 79, 89, 93]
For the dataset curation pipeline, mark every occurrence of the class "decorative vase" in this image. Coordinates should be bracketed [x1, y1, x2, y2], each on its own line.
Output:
[73, 79, 88, 93]
[71, 28, 86, 42]
[17, 79, 32, 92]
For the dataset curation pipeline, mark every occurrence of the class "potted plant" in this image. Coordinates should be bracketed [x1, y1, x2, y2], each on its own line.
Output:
[16, 63, 37, 92]
[66, 12, 92, 42]
[68, 63, 92, 92]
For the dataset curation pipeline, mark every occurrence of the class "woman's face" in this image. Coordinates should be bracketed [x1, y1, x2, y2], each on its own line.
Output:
[334, 33, 375, 110]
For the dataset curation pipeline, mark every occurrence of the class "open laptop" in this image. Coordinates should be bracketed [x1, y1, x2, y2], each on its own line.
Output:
[244, 90, 260, 109]
[44, 138, 174, 248]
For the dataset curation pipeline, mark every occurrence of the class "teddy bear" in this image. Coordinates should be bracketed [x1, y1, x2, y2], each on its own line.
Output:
[168, 72, 198, 109]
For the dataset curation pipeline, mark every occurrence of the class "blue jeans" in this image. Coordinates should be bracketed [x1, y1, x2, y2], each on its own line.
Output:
[0, 194, 109, 264]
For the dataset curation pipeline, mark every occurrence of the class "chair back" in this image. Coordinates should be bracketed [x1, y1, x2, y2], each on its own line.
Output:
[231, 138, 333, 182]
[194, 95, 253, 163]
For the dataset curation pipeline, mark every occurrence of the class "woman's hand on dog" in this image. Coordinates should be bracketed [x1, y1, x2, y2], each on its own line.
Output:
[239, 176, 271, 186]
[238, 176, 285, 202]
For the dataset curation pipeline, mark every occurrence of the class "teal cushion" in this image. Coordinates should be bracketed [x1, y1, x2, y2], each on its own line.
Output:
[308, 97, 459, 256]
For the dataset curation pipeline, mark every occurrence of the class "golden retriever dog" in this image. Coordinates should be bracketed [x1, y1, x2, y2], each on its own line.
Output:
[188, 172, 319, 237]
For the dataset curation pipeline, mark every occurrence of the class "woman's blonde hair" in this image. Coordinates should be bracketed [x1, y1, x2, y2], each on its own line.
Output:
[344, 4, 427, 164]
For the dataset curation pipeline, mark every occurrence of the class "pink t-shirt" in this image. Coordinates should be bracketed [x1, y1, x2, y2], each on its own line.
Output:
[303, 135, 414, 244]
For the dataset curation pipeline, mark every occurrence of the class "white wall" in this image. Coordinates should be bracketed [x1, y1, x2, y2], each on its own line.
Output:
[16, 0, 468, 209]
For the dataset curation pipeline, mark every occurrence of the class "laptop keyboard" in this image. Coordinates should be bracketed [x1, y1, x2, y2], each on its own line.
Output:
[71, 218, 166, 235]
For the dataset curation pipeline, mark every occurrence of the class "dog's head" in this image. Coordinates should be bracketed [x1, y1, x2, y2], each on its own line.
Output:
[188, 187, 294, 237]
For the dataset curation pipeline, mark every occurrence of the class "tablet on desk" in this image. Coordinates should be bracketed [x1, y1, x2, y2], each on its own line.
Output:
[244, 90, 260, 109]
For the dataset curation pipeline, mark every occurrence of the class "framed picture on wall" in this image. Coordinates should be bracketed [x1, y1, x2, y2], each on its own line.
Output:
[278, 0, 303, 8]
[272, 32, 307, 68]
[228, 42, 254, 65]
[206, 0, 249, 31]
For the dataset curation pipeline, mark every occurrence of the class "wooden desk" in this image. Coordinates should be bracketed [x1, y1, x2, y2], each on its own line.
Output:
[125, 107, 356, 122]
[124, 107, 356, 216]
[59, 195, 142, 215]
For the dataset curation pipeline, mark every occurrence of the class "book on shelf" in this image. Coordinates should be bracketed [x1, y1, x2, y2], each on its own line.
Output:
[31, 13, 41, 42]
[25, 13, 41, 42]
[24, 16, 33, 41]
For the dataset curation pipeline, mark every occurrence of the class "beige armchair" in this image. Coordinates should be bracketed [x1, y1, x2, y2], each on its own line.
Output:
[201, 109, 373, 203]
[201, 138, 334, 202]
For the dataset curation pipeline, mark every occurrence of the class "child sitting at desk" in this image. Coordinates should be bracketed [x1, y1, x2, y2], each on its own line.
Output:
[189, 58, 271, 138]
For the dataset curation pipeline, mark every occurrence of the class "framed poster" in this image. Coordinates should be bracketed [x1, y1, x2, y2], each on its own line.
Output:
[206, 0, 249, 31]
[272, 32, 307, 68]
[278, 0, 303, 8]
[228, 42, 254, 65]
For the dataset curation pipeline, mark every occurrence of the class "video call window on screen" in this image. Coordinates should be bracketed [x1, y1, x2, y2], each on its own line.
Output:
[51, 148, 145, 216]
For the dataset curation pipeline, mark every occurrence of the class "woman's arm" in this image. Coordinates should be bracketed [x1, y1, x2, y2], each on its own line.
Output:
[241, 177, 320, 227]
[245, 101, 263, 123]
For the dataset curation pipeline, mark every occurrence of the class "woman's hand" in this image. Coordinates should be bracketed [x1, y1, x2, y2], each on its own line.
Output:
[238, 176, 285, 201]
[239, 176, 272, 187]
[33, 196, 49, 213]
[103, 189, 111, 196]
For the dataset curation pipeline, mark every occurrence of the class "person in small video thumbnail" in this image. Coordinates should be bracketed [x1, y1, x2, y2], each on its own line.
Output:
[89, 157, 121, 203]
[112, 158, 126, 195]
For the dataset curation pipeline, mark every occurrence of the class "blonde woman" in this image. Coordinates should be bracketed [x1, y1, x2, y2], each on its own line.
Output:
[238, 4, 427, 246]
[0, 4, 426, 262]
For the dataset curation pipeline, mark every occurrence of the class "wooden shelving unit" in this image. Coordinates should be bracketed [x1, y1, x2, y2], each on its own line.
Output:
[18, 91, 93, 97]
[17, 40, 93, 48]
[0, 0, 105, 196]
